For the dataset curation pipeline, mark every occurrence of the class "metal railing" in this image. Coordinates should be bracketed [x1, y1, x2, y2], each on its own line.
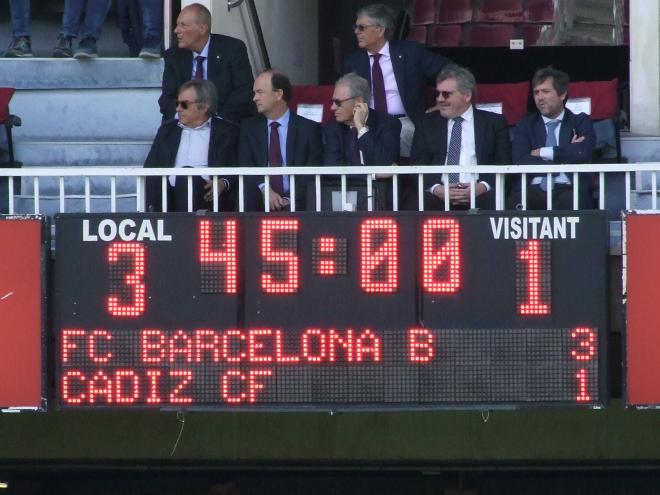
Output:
[0, 163, 657, 215]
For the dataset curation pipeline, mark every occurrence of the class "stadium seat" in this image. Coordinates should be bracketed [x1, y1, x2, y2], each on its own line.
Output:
[476, 81, 530, 126]
[523, 0, 555, 23]
[474, 0, 524, 23]
[407, 25, 428, 44]
[467, 24, 517, 47]
[411, 0, 437, 25]
[0, 87, 22, 168]
[290, 85, 335, 125]
[427, 24, 463, 47]
[436, 0, 473, 24]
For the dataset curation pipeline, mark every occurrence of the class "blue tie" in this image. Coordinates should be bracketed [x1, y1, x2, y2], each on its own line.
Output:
[540, 119, 560, 191]
[446, 116, 463, 183]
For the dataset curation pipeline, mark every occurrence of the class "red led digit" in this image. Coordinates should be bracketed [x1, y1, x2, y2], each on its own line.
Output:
[408, 328, 435, 363]
[199, 219, 238, 294]
[115, 370, 140, 404]
[570, 327, 596, 361]
[261, 219, 300, 294]
[517, 240, 550, 315]
[169, 370, 193, 404]
[319, 237, 336, 275]
[107, 242, 146, 317]
[360, 218, 398, 293]
[422, 218, 461, 293]
[302, 328, 326, 363]
[575, 369, 591, 402]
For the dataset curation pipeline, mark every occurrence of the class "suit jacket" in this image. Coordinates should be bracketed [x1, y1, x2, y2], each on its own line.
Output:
[323, 110, 401, 167]
[159, 33, 255, 124]
[410, 108, 511, 191]
[511, 108, 595, 191]
[344, 40, 450, 126]
[144, 116, 239, 212]
[238, 111, 323, 211]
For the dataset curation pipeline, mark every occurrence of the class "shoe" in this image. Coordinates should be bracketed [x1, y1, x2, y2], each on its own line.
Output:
[138, 42, 161, 59]
[73, 37, 98, 59]
[4, 36, 33, 58]
[52, 35, 73, 58]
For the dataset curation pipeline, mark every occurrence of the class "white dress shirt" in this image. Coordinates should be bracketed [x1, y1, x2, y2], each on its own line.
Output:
[533, 110, 571, 185]
[171, 118, 211, 186]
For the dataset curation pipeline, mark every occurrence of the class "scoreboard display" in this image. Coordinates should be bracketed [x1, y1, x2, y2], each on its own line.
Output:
[54, 211, 608, 410]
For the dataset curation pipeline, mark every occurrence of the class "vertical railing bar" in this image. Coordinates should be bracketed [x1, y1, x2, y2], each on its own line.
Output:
[443, 173, 450, 211]
[470, 174, 476, 209]
[625, 171, 631, 210]
[187, 174, 193, 212]
[238, 175, 245, 212]
[8, 175, 14, 215]
[59, 176, 65, 213]
[367, 174, 373, 211]
[161, 176, 168, 212]
[521, 173, 527, 210]
[265, 175, 270, 212]
[392, 174, 398, 211]
[572, 172, 579, 210]
[34, 176, 40, 214]
[546, 173, 552, 211]
[652, 171, 658, 210]
[213, 176, 219, 212]
[599, 172, 605, 210]
[289, 174, 296, 212]
[341, 174, 347, 210]
[315, 174, 321, 212]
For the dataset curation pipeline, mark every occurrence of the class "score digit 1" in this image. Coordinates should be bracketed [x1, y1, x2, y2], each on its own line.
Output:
[107, 242, 146, 317]
[571, 327, 597, 403]
[516, 240, 550, 315]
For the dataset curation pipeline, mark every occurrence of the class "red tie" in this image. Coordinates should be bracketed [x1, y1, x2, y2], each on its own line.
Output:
[268, 122, 284, 195]
[194, 55, 205, 80]
[371, 53, 387, 113]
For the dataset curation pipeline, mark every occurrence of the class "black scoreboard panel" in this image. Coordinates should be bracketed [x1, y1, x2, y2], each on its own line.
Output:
[54, 212, 608, 410]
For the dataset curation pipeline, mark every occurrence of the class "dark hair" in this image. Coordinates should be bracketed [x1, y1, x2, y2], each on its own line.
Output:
[357, 4, 396, 39]
[532, 66, 570, 97]
[179, 79, 218, 116]
[185, 3, 212, 29]
[268, 69, 292, 103]
[436, 64, 477, 99]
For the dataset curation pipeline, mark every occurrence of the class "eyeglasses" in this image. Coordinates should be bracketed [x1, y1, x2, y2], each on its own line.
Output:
[436, 91, 457, 99]
[331, 96, 356, 107]
[353, 23, 379, 32]
[176, 100, 199, 110]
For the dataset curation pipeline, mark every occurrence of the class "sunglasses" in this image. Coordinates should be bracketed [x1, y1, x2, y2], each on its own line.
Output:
[436, 91, 457, 99]
[176, 99, 199, 110]
[353, 23, 379, 32]
[331, 96, 356, 107]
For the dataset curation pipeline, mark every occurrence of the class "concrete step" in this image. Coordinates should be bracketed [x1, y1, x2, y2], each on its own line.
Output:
[14, 140, 151, 167]
[12, 195, 138, 216]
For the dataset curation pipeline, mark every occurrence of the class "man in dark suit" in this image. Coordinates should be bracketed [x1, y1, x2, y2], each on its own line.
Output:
[508, 67, 596, 210]
[324, 73, 401, 209]
[409, 64, 511, 210]
[238, 69, 323, 212]
[158, 3, 254, 124]
[344, 3, 450, 157]
[145, 80, 239, 212]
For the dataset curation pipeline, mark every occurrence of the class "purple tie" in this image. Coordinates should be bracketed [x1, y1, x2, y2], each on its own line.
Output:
[370, 53, 387, 113]
[194, 55, 205, 80]
[268, 122, 284, 195]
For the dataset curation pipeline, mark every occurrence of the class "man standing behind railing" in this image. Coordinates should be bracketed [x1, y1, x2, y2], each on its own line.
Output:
[508, 67, 596, 210]
[407, 64, 511, 210]
[238, 69, 322, 212]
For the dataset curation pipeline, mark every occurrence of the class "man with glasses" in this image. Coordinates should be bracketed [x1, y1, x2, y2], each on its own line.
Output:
[238, 69, 322, 212]
[144, 80, 239, 212]
[408, 64, 511, 210]
[344, 3, 451, 158]
[323, 73, 401, 209]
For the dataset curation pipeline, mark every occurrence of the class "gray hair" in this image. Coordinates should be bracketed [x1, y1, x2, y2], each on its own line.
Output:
[335, 73, 371, 103]
[436, 64, 477, 99]
[357, 4, 396, 39]
[179, 79, 218, 116]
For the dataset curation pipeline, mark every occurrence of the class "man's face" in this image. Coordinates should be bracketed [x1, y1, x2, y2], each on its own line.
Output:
[174, 7, 208, 52]
[354, 15, 385, 52]
[252, 72, 282, 118]
[176, 87, 208, 127]
[331, 83, 357, 124]
[435, 77, 471, 120]
[533, 77, 566, 118]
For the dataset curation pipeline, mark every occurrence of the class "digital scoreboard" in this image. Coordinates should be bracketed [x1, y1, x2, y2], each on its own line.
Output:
[54, 212, 608, 410]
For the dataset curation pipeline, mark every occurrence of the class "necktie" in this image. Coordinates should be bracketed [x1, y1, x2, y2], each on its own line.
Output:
[446, 116, 463, 183]
[540, 119, 560, 191]
[268, 122, 284, 195]
[194, 55, 205, 80]
[370, 53, 387, 113]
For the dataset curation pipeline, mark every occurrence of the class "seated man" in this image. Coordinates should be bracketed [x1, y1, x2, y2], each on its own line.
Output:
[508, 66, 596, 210]
[144, 79, 239, 212]
[408, 64, 511, 210]
[238, 69, 322, 212]
[323, 72, 401, 210]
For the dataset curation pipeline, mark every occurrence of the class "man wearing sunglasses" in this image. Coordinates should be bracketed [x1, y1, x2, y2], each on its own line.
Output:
[323, 73, 401, 209]
[238, 69, 322, 212]
[408, 64, 511, 210]
[144, 80, 239, 212]
[344, 3, 451, 158]
[159, 3, 254, 124]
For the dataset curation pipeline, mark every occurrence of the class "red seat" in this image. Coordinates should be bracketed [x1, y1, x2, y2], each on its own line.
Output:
[436, 0, 473, 24]
[0, 88, 21, 167]
[476, 81, 530, 126]
[290, 85, 335, 125]
[427, 24, 462, 47]
[411, 0, 437, 25]
[474, 0, 523, 23]
[467, 24, 517, 47]
[568, 78, 618, 120]
[524, 0, 555, 23]
[407, 25, 428, 44]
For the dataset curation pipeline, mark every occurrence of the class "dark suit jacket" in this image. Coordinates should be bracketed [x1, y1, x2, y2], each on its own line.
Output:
[323, 110, 401, 166]
[344, 40, 450, 126]
[511, 108, 596, 192]
[159, 33, 255, 124]
[144, 116, 239, 212]
[410, 108, 511, 191]
[238, 111, 323, 211]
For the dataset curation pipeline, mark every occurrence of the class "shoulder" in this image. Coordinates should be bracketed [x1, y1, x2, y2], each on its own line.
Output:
[345, 49, 366, 64]
[474, 108, 508, 126]
[291, 113, 321, 130]
[210, 33, 247, 50]
[211, 116, 240, 132]
[163, 45, 189, 62]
